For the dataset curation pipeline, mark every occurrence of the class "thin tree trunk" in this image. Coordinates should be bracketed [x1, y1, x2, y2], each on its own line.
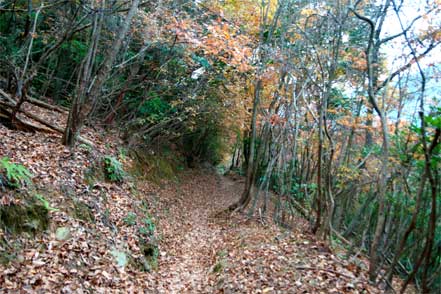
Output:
[229, 79, 262, 211]
[313, 97, 324, 234]
[63, 0, 140, 146]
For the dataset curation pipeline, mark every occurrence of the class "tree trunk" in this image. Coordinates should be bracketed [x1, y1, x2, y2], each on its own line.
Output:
[368, 112, 389, 282]
[63, 0, 140, 146]
[313, 97, 324, 234]
[229, 79, 262, 212]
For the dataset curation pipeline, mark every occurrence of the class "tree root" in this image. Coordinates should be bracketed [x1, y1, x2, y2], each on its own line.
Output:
[0, 91, 94, 146]
[0, 102, 53, 133]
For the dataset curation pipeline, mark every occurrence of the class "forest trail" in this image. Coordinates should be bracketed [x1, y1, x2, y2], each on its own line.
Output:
[0, 125, 386, 293]
[147, 171, 384, 293]
[152, 171, 240, 293]
[1, 0, 438, 292]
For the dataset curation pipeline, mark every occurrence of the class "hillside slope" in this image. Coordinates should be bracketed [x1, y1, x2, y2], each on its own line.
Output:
[1, 124, 392, 293]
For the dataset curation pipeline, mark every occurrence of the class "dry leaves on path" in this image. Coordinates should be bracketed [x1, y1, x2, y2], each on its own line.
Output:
[1, 123, 388, 293]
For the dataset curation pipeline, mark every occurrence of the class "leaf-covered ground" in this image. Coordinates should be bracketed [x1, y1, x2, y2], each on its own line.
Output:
[150, 172, 384, 294]
[0, 114, 401, 293]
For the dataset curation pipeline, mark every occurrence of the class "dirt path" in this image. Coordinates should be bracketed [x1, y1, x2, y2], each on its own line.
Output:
[147, 170, 384, 294]
[0, 126, 401, 294]
[153, 170, 239, 293]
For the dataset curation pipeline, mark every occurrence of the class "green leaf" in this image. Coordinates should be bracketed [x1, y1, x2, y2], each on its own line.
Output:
[103, 156, 125, 182]
[35, 194, 59, 212]
[192, 54, 211, 68]
[0, 157, 33, 188]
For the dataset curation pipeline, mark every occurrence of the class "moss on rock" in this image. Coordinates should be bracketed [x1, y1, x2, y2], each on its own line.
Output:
[0, 203, 49, 234]
[130, 150, 181, 184]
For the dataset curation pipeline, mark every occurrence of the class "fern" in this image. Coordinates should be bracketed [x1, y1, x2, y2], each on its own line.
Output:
[34, 194, 59, 212]
[0, 157, 33, 188]
[103, 156, 125, 182]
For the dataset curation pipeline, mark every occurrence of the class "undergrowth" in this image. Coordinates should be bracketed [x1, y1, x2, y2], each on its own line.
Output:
[103, 155, 126, 182]
[0, 157, 33, 189]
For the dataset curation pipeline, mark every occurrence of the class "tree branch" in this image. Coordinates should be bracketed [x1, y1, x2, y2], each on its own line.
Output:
[376, 40, 440, 92]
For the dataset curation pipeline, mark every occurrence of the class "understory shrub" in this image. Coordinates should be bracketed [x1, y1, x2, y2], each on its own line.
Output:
[103, 155, 125, 182]
[0, 157, 33, 189]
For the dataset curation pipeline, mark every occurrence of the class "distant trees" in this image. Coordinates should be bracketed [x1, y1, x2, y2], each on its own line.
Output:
[352, 0, 440, 288]
[217, 0, 440, 292]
